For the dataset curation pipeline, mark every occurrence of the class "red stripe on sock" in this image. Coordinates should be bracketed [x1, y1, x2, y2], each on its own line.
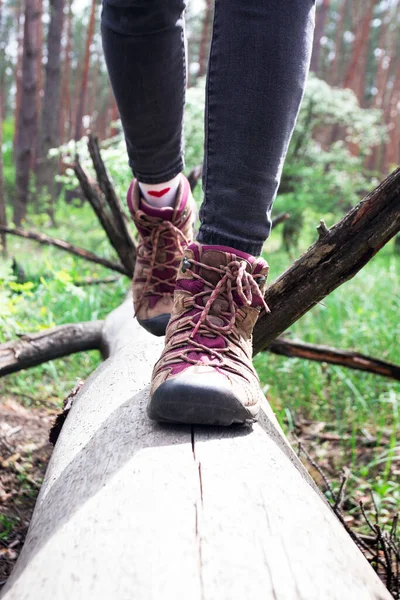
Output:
[148, 187, 171, 198]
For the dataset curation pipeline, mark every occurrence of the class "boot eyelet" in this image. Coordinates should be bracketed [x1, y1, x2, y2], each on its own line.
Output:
[181, 257, 192, 273]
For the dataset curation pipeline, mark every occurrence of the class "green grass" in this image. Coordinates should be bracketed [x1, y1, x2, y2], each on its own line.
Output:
[255, 228, 400, 518]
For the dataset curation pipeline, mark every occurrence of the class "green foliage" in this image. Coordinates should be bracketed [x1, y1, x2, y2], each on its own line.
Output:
[274, 74, 386, 250]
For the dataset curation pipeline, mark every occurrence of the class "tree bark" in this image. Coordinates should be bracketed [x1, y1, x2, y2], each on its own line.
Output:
[36, 0, 64, 223]
[0, 321, 103, 376]
[74, 0, 96, 141]
[1, 301, 392, 600]
[253, 166, 400, 353]
[14, 0, 40, 225]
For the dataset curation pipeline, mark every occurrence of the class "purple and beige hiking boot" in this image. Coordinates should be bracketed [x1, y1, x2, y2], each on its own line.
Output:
[127, 175, 196, 336]
[148, 242, 270, 425]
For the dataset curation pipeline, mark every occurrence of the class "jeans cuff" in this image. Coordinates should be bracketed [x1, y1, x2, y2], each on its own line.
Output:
[131, 158, 185, 184]
[196, 227, 264, 257]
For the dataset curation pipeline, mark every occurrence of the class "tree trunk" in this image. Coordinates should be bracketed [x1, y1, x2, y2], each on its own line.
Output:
[343, 0, 375, 102]
[14, 0, 40, 225]
[0, 0, 6, 257]
[59, 0, 72, 144]
[328, 0, 349, 86]
[34, 0, 43, 168]
[310, 0, 330, 75]
[36, 0, 65, 223]
[13, 0, 23, 153]
[197, 0, 213, 78]
[0, 301, 392, 600]
[74, 0, 96, 141]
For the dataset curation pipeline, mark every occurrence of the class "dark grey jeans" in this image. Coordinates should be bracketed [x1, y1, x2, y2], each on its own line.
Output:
[101, 0, 315, 255]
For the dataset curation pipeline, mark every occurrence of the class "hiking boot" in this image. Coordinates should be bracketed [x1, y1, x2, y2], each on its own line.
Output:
[148, 242, 270, 425]
[127, 175, 196, 336]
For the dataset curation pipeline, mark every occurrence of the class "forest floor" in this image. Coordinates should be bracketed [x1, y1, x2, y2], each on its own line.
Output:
[0, 397, 53, 587]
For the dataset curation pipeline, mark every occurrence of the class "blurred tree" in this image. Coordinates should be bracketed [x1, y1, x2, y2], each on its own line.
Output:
[14, 0, 40, 225]
[0, 0, 7, 256]
[74, 0, 96, 140]
[36, 0, 64, 224]
[59, 0, 72, 143]
[198, 0, 213, 78]
[311, 0, 330, 74]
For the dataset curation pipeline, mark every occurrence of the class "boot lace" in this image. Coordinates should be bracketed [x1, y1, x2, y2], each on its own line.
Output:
[162, 259, 270, 375]
[135, 212, 189, 316]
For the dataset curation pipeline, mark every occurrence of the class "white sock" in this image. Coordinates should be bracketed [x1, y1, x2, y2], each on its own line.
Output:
[138, 174, 181, 208]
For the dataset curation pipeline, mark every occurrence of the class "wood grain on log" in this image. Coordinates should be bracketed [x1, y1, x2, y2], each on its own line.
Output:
[253, 166, 400, 353]
[0, 225, 129, 275]
[1, 301, 391, 600]
[0, 321, 103, 376]
[268, 337, 400, 381]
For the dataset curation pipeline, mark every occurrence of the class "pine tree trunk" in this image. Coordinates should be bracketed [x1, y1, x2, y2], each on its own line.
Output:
[0, 0, 7, 257]
[59, 0, 72, 144]
[14, 0, 40, 226]
[343, 0, 375, 101]
[74, 0, 96, 141]
[34, 0, 43, 169]
[310, 0, 330, 74]
[36, 0, 65, 224]
[328, 0, 348, 86]
[197, 0, 213, 78]
[13, 0, 23, 153]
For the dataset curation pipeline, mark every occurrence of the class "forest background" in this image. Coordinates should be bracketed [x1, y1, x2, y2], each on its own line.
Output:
[0, 0, 399, 594]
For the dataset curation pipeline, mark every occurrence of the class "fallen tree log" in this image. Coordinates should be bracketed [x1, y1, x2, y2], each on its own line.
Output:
[1, 300, 391, 599]
[253, 166, 400, 352]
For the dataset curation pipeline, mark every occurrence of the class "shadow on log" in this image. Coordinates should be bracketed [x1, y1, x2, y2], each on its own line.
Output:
[1, 301, 392, 600]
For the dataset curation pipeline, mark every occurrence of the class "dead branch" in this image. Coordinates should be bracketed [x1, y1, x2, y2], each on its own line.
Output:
[0, 322, 104, 377]
[267, 337, 400, 381]
[0, 225, 129, 276]
[87, 135, 137, 271]
[73, 156, 135, 277]
[271, 212, 290, 228]
[187, 164, 203, 192]
[253, 166, 400, 354]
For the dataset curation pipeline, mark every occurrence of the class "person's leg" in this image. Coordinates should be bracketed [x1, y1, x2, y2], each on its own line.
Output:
[197, 0, 316, 256]
[149, 0, 316, 425]
[101, 0, 186, 188]
[101, 0, 196, 336]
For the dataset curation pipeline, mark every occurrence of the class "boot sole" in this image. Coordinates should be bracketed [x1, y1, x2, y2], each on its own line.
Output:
[137, 314, 170, 337]
[148, 379, 260, 426]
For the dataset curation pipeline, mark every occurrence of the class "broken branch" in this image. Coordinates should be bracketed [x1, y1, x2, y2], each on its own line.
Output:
[267, 337, 400, 381]
[253, 166, 400, 353]
[0, 226, 129, 275]
[0, 321, 104, 377]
